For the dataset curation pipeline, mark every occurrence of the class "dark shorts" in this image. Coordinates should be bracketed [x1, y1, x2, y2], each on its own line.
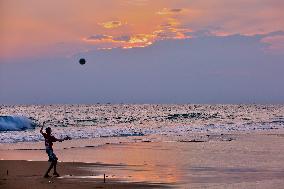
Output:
[46, 148, 58, 162]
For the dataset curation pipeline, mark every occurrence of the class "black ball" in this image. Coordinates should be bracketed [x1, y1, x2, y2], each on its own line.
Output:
[79, 58, 86, 65]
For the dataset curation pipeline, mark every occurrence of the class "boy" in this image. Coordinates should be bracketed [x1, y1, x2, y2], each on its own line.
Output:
[40, 124, 66, 178]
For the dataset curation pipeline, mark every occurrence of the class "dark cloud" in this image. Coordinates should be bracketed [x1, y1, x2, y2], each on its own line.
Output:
[170, 8, 183, 13]
[100, 21, 124, 29]
[257, 30, 284, 38]
[113, 35, 131, 42]
[86, 34, 112, 41]
[155, 30, 178, 38]
[157, 8, 186, 15]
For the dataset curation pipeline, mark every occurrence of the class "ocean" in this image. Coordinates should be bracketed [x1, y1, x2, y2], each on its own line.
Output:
[1, 104, 284, 143]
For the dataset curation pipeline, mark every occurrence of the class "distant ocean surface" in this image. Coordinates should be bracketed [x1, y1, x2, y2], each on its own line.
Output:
[1, 104, 284, 143]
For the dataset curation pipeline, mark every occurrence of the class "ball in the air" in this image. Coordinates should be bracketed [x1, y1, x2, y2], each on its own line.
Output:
[79, 58, 86, 65]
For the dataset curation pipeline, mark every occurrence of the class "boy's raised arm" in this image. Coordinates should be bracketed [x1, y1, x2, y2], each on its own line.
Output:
[40, 122, 45, 135]
[40, 125, 44, 135]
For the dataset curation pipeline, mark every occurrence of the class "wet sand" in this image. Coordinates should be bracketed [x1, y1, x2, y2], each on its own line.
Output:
[0, 160, 168, 189]
[1, 132, 284, 188]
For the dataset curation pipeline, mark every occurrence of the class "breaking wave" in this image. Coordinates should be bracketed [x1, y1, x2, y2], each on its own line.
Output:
[0, 116, 36, 131]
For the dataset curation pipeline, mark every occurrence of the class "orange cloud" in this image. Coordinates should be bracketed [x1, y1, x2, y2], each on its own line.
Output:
[84, 33, 154, 49]
[99, 21, 125, 29]
[83, 10, 194, 50]
[156, 8, 187, 15]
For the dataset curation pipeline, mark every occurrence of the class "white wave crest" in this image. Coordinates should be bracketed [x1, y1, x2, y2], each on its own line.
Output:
[0, 116, 36, 131]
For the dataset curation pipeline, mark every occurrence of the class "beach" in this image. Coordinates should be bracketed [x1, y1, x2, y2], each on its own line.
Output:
[1, 131, 284, 188]
[0, 160, 169, 189]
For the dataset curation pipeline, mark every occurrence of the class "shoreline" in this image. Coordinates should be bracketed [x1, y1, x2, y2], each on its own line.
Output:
[1, 129, 284, 151]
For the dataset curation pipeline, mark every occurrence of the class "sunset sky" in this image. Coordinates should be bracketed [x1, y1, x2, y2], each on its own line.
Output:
[0, 0, 284, 104]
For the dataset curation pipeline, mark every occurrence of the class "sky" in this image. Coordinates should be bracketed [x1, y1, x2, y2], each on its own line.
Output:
[0, 0, 284, 104]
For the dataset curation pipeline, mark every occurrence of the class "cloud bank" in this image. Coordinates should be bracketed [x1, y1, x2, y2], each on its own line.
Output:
[1, 34, 283, 104]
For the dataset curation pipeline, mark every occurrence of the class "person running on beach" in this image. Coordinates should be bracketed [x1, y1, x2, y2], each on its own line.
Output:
[40, 123, 70, 178]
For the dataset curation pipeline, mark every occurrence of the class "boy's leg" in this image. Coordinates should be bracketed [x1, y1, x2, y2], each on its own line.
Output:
[44, 162, 55, 177]
[53, 161, 60, 176]
[45, 149, 59, 177]
[50, 152, 59, 176]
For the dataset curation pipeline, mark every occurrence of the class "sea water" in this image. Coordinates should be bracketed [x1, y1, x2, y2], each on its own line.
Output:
[0, 104, 284, 143]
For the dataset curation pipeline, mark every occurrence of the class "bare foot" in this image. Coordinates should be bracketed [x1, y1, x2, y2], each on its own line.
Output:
[44, 174, 51, 178]
[53, 172, 60, 177]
